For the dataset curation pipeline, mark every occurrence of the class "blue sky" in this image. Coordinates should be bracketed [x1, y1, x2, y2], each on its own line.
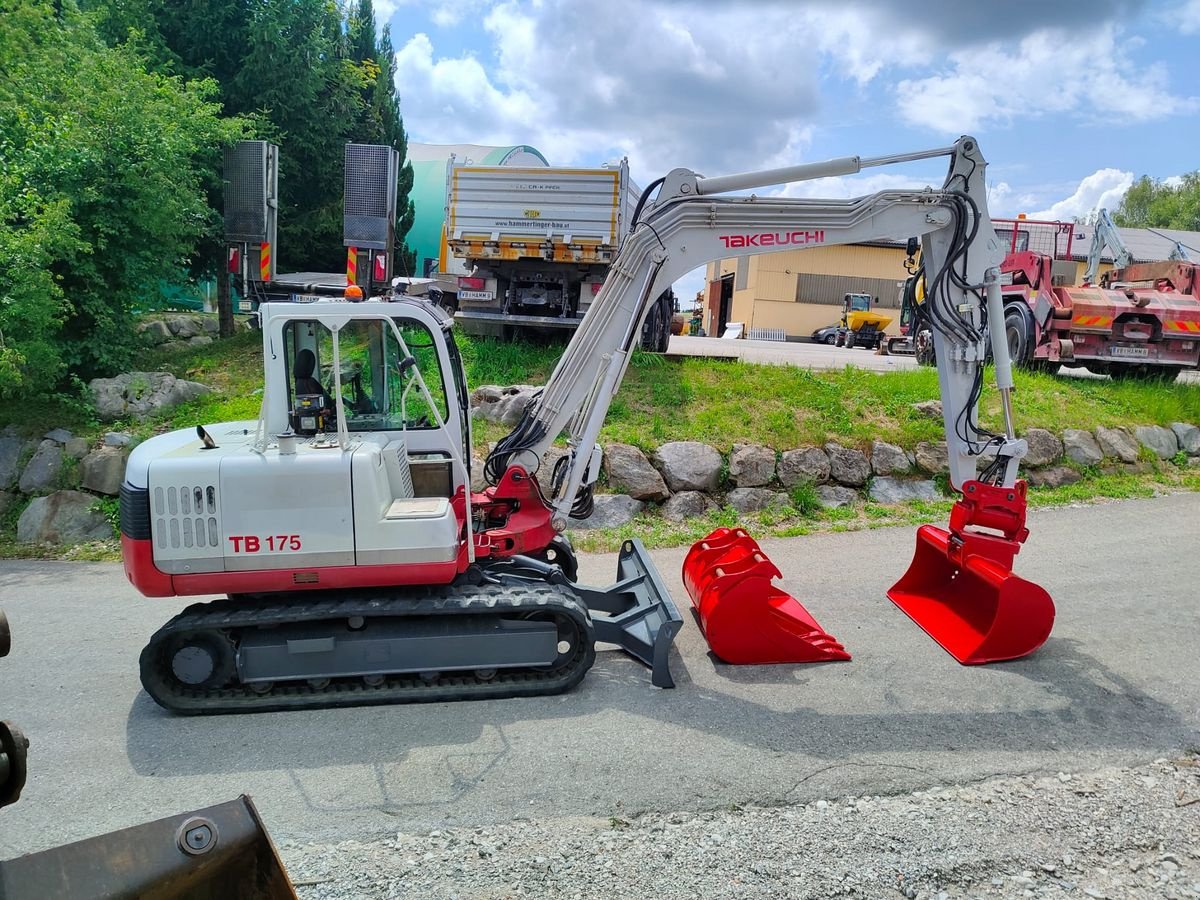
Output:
[378, 0, 1200, 299]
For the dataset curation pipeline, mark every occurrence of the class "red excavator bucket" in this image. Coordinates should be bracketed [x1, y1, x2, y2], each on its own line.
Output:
[888, 480, 1055, 665]
[682, 528, 850, 664]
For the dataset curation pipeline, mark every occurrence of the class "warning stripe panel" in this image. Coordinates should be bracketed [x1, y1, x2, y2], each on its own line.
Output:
[259, 242, 271, 281]
[1164, 320, 1200, 333]
[1072, 315, 1113, 327]
[346, 247, 357, 285]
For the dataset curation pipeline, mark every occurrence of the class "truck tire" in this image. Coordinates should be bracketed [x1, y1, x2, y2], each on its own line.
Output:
[1003, 303, 1036, 367]
[640, 292, 673, 353]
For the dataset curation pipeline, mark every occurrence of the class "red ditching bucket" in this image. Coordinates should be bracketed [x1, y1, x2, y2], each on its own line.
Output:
[888, 480, 1055, 665]
[682, 528, 850, 664]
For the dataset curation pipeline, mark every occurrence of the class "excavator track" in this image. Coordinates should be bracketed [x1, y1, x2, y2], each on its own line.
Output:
[139, 582, 595, 715]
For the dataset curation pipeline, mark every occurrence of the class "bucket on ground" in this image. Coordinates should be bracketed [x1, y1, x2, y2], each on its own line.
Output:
[682, 528, 850, 665]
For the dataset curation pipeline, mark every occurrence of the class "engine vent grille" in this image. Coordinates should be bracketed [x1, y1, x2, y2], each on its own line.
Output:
[154, 484, 220, 552]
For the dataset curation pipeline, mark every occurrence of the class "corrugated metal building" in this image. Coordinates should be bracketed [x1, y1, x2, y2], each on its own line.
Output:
[702, 220, 1200, 340]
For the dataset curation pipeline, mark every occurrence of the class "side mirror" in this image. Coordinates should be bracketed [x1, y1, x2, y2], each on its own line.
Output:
[905, 237, 919, 256]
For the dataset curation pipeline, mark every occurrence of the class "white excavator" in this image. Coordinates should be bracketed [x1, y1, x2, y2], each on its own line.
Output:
[121, 135, 1053, 713]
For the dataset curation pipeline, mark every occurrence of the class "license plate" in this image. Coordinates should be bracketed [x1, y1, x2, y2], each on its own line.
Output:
[238, 300, 252, 311]
[1109, 346, 1149, 358]
[458, 290, 494, 302]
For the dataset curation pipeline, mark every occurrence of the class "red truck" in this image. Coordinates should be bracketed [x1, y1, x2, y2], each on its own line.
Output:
[999, 252, 1200, 379]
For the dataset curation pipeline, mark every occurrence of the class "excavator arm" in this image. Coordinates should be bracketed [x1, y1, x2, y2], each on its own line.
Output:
[1084, 208, 1133, 284]
[488, 136, 1027, 527]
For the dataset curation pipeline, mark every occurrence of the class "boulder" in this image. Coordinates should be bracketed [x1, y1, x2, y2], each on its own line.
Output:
[726, 487, 789, 515]
[1022, 428, 1063, 468]
[603, 443, 669, 501]
[825, 443, 870, 487]
[1061, 429, 1103, 466]
[868, 477, 941, 504]
[912, 399, 943, 419]
[103, 432, 133, 448]
[187, 335, 215, 347]
[728, 444, 776, 487]
[870, 440, 913, 475]
[540, 445, 569, 480]
[44, 428, 73, 444]
[567, 494, 644, 530]
[662, 491, 716, 523]
[1094, 426, 1139, 463]
[1134, 425, 1178, 460]
[201, 317, 220, 334]
[1171, 422, 1200, 456]
[18, 440, 64, 494]
[65, 438, 90, 460]
[1025, 466, 1082, 488]
[80, 447, 128, 496]
[652, 441, 722, 493]
[166, 315, 203, 338]
[778, 447, 830, 487]
[17, 490, 114, 545]
[469, 384, 540, 427]
[138, 319, 173, 344]
[817, 485, 860, 509]
[470, 456, 487, 493]
[915, 441, 949, 475]
[0, 436, 29, 489]
[89, 372, 213, 422]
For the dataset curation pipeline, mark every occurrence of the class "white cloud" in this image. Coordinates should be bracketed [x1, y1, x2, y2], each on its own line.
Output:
[895, 25, 1195, 134]
[774, 171, 942, 200]
[1170, 0, 1200, 34]
[1030, 168, 1134, 220]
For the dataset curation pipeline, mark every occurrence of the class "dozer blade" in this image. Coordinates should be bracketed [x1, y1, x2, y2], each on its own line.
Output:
[575, 538, 683, 688]
[887, 481, 1055, 665]
[0, 795, 294, 899]
[682, 528, 850, 665]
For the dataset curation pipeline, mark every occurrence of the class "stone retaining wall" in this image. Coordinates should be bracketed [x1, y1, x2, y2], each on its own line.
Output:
[563, 421, 1200, 530]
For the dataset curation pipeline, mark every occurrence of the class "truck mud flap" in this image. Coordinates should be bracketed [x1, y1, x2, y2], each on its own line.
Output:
[573, 539, 683, 688]
[0, 795, 295, 899]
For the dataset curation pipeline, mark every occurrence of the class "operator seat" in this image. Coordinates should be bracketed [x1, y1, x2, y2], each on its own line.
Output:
[294, 349, 332, 406]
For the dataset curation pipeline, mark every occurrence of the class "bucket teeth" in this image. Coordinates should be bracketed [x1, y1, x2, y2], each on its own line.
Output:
[682, 528, 850, 665]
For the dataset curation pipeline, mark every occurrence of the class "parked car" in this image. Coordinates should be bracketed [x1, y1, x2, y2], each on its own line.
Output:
[811, 323, 840, 344]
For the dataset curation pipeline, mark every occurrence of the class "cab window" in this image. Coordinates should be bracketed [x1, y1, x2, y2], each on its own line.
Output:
[283, 317, 448, 432]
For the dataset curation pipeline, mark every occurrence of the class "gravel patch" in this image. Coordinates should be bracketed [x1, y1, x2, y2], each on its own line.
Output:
[283, 755, 1200, 899]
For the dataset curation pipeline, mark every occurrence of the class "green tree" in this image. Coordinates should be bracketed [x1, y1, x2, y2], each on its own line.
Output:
[1113, 173, 1200, 232]
[0, 0, 243, 395]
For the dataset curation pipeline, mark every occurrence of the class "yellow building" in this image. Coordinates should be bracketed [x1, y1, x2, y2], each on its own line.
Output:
[703, 242, 911, 339]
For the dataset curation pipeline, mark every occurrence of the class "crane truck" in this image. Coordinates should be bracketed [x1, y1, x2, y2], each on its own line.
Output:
[439, 160, 676, 351]
[120, 135, 1053, 714]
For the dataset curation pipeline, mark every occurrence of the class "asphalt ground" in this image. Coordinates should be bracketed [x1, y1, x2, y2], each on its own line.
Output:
[666, 334, 1200, 384]
[1, 493, 1198, 857]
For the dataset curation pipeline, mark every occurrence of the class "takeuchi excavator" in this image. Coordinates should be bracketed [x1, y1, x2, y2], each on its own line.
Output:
[121, 135, 1054, 714]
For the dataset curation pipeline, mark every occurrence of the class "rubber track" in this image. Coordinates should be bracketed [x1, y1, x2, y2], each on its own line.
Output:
[139, 583, 595, 715]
